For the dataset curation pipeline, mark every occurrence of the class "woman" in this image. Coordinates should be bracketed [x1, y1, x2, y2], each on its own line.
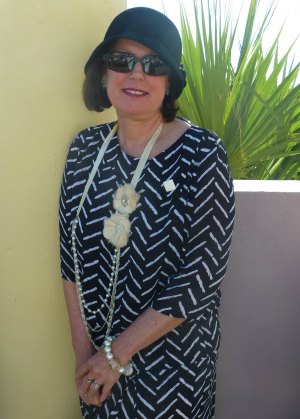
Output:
[59, 7, 235, 419]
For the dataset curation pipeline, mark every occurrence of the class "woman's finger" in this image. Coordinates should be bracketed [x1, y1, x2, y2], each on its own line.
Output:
[99, 380, 114, 403]
[85, 380, 103, 407]
[77, 375, 93, 401]
[89, 380, 102, 397]
[76, 361, 91, 380]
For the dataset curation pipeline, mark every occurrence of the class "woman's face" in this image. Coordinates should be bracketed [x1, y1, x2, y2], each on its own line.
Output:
[105, 38, 169, 121]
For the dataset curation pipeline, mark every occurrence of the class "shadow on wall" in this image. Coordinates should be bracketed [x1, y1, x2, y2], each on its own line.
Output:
[215, 181, 300, 419]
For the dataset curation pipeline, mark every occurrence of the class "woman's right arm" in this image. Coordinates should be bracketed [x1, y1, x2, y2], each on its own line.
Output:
[63, 280, 95, 368]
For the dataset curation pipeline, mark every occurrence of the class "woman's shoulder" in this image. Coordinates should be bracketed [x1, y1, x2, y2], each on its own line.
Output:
[183, 120, 221, 146]
[180, 119, 221, 151]
[66, 121, 116, 161]
[180, 120, 229, 169]
[72, 121, 116, 147]
[63, 121, 116, 173]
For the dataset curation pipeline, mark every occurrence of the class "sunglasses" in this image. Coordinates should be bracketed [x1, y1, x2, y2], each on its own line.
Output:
[103, 51, 170, 76]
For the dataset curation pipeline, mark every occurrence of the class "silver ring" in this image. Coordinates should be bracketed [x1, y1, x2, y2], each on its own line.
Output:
[87, 379, 94, 384]
[93, 382, 101, 391]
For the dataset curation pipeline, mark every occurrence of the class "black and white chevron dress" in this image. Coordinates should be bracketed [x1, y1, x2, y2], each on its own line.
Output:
[59, 121, 235, 419]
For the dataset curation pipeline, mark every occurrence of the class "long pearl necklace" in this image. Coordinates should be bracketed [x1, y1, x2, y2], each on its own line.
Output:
[71, 122, 163, 348]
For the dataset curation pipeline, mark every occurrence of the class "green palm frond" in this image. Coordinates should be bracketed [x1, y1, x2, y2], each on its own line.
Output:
[177, 0, 300, 179]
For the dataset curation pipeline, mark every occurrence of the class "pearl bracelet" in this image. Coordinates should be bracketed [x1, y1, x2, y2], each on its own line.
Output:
[103, 336, 133, 376]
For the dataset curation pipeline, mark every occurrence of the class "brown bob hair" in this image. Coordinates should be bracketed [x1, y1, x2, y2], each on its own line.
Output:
[82, 52, 179, 122]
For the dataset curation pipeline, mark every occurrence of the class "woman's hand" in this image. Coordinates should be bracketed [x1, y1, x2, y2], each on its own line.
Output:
[75, 348, 121, 407]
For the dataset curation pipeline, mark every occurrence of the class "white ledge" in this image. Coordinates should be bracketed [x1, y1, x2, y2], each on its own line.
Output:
[233, 180, 300, 193]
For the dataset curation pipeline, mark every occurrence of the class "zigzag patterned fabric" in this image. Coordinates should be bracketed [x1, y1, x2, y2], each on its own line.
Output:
[59, 122, 235, 418]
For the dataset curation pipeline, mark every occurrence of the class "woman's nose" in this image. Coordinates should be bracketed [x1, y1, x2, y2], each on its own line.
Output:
[129, 61, 144, 78]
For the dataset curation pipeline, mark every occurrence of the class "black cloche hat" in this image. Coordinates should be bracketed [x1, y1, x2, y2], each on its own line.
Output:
[84, 7, 186, 98]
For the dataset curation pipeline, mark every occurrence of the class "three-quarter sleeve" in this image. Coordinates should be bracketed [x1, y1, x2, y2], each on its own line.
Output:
[151, 137, 235, 319]
[59, 134, 81, 282]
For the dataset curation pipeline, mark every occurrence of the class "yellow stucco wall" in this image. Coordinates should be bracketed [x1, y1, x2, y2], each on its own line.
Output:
[0, 1, 125, 418]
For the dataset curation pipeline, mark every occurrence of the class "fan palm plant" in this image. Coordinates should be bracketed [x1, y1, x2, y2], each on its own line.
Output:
[178, 0, 300, 179]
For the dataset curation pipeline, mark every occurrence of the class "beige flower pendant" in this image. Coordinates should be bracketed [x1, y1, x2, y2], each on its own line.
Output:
[103, 184, 140, 248]
[113, 184, 140, 215]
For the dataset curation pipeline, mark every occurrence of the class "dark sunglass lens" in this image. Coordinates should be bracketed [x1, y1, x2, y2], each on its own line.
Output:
[106, 53, 133, 73]
[143, 56, 169, 75]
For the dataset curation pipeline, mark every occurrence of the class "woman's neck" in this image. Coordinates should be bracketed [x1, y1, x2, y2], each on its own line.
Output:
[116, 115, 164, 156]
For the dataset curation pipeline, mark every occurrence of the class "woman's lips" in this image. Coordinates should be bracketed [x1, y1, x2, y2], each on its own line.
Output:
[123, 88, 147, 96]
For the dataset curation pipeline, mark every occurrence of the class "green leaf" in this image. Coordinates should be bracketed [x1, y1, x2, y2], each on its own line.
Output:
[175, 0, 300, 179]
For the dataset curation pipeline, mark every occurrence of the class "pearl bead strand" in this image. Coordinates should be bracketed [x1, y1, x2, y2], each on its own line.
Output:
[71, 217, 120, 348]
